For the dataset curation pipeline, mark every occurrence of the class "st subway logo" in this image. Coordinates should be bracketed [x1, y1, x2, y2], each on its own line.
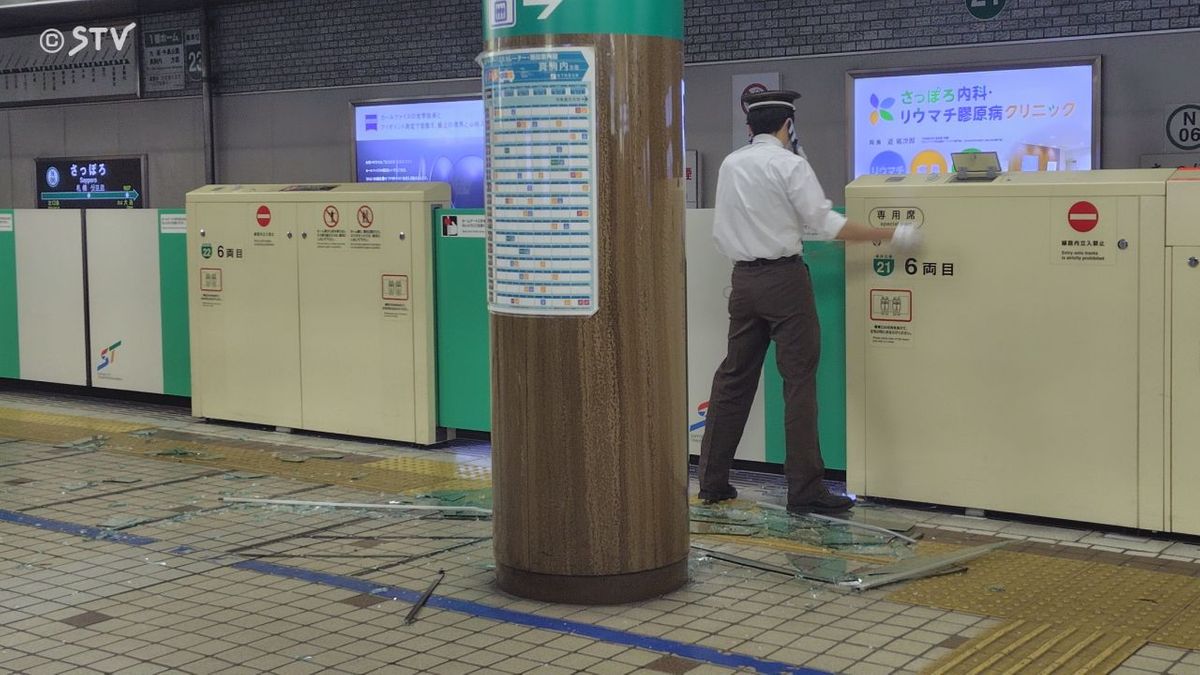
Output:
[97, 340, 122, 372]
[40, 23, 136, 56]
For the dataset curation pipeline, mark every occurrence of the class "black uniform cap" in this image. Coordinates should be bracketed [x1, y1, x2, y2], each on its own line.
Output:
[742, 89, 802, 112]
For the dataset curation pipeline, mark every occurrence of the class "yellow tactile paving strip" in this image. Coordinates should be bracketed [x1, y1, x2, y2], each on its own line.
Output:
[926, 620, 1142, 675]
[890, 548, 1200, 672]
[113, 437, 492, 494]
[0, 407, 489, 495]
[1153, 593, 1200, 649]
[363, 457, 492, 490]
[0, 407, 153, 443]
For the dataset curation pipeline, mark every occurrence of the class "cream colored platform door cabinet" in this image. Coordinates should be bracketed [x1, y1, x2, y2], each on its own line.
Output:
[187, 184, 448, 445]
[1168, 173, 1200, 536]
[186, 196, 302, 428]
[297, 198, 437, 444]
[847, 170, 1173, 530]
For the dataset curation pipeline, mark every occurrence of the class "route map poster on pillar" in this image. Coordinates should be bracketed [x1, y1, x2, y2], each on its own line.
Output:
[481, 47, 599, 317]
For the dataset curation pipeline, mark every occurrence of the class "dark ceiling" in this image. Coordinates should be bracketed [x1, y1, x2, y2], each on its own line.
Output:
[0, 0, 237, 33]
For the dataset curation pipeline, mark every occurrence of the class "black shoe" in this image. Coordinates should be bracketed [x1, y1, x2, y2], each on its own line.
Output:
[698, 486, 738, 505]
[788, 492, 855, 515]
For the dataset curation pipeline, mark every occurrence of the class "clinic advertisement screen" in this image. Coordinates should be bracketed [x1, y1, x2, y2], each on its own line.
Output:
[354, 98, 486, 208]
[850, 61, 1098, 178]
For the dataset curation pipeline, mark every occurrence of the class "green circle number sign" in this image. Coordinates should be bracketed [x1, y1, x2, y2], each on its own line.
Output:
[967, 0, 1007, 20]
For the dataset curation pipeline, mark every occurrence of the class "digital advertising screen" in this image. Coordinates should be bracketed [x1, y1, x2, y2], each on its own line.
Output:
[849, 60, 1099, 179]
[36, 156, 145, 209]
[353, 98, 486, 208]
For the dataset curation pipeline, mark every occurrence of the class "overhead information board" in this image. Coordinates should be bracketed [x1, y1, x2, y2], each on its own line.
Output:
[36, 157, 145, 209]
[0, 24, 140, 106]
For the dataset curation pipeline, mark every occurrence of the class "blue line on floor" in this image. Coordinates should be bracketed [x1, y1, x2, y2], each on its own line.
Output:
[1, 508, 826, 675]
[235, 559, 826, 675]
[0, 508, 156, 545]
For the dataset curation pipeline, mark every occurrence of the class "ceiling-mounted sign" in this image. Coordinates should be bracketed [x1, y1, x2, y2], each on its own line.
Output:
[966, 0, 1007, 20]
[142, 28, 185, 92]
[184, 28, 203, 84]
[0, 23, 140, 106]
[1167, 104, 1200, 152]
[484, 0, 683, 40]
[36, 157, 144, 209]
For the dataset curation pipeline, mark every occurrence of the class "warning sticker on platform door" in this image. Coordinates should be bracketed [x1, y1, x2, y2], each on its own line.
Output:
[316, 229, 347, 250]
[1052, 198, 1115, 265]
[0, 212, 12, 232]
[252, 231, 279, 248]
[441, 213, 487, 238]
[159, 212, 187, 234]
[381, 275, 409, 319]
[869, 289, 914, 347]
[200, 268, 222, 292]
[199, 268, 223, 307]
[350, 229, 382, 251]
[481, 46, 598, 317]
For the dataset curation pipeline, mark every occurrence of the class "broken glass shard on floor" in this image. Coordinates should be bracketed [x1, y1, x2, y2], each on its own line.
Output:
[54, 436, 108, 450]
[786, 554, 872, 584]
[61, 481, 96, 491]
[98, 515, 155, 529]
[152, 447, 223, 460]
[690, 522, 760, 536]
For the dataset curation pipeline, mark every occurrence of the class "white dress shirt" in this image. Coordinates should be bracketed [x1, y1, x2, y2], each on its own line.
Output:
[712, 134, 847, 262]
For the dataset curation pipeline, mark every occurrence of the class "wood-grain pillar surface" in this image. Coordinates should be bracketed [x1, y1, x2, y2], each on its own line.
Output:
[488, 33, 689, 604]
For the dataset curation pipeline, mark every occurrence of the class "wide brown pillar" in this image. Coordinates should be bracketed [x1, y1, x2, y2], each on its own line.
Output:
[481, 1, 688, 604]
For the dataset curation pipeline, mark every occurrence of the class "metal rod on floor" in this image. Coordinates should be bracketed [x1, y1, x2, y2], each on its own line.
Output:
[405, 569, 445, 625]
[690, 545, 798, 577]
[218, 497, 492, 515]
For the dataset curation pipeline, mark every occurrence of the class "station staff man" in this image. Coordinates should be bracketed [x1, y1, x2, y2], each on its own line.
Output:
[697, 89, 921, 515]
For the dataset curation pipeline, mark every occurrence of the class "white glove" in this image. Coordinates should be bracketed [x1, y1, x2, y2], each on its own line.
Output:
[891, 223, 923, 254]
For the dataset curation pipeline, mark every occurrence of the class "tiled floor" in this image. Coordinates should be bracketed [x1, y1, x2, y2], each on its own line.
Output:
[1, 390, 1200, 674]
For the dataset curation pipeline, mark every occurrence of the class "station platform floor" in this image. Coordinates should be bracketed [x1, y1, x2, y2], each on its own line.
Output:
[2, 390, 1200, 675]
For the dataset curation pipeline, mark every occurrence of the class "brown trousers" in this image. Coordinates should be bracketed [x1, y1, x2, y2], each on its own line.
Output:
[697, 256, 828, 507]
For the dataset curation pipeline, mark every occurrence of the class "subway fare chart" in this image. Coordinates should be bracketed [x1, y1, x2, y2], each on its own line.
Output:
[36, 157, 144, 209]
[482, 48, 597, 316]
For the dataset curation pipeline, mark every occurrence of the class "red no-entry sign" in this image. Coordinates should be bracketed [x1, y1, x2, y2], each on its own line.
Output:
[256, 205, 272, 227]
[1068, 201, 1099, 233]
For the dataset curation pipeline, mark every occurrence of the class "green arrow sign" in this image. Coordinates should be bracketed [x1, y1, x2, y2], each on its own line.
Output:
[40, 190, 140, 201]
[483, 0, 682, 40]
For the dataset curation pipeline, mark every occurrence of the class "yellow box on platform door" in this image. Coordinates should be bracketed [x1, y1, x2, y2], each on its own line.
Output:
[845, 169, 1200, 534]
[185, 183, 450, 445]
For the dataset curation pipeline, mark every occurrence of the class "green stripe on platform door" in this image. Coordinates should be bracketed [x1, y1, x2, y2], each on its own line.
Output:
[0, 210, 18, 379]
[763, 240, 848, 471]
[158, 210, 190, 396]
[434, 209, 492, 432]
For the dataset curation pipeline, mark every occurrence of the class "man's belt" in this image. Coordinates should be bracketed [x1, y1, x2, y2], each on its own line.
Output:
[734, 254, 800, 268]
